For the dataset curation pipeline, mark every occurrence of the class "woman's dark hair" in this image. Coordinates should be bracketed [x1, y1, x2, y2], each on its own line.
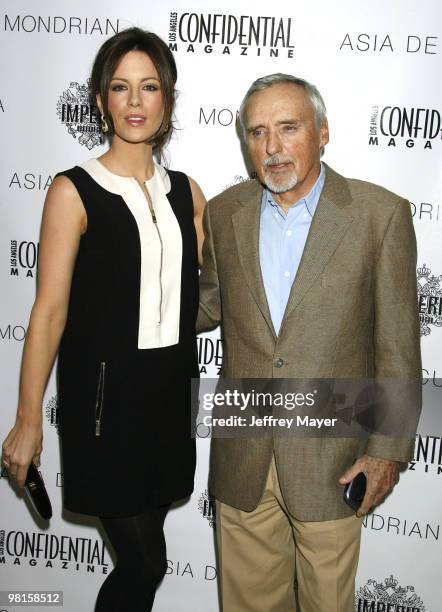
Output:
[90, 27, 177, 155]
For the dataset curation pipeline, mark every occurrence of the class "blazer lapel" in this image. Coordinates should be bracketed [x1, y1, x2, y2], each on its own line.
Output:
[281, 165, 354, 323]
[232, 181, 276, 337]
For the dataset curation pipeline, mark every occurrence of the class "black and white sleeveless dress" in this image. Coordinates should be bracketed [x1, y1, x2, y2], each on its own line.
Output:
[56, 159, 199, 517]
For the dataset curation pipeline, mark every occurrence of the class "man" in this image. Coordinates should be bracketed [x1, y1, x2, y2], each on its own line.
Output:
[197, 74, 421, 612]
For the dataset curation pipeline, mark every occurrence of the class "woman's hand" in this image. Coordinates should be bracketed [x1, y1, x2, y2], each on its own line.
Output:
[2, 417, 43, 488]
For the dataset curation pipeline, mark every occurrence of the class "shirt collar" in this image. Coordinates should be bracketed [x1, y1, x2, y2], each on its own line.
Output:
[261, 162, 325, 218]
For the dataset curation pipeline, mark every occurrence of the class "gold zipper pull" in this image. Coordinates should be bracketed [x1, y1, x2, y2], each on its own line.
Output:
[145, 185, 157, 223]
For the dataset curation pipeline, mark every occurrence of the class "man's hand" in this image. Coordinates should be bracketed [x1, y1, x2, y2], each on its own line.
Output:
[339, 455, 400, 517]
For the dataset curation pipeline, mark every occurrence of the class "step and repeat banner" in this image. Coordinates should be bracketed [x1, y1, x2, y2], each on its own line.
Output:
[1, 1, 441, 610]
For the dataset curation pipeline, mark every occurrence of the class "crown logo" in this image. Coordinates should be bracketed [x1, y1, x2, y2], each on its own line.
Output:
[356, 575, 426, 611]
[74, 82, 91, 105]
[384, 575, 398, 589]
[417, 264, 430, 279]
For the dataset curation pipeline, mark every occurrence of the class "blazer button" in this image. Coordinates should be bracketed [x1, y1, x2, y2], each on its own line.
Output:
[274, 358, 284, 368]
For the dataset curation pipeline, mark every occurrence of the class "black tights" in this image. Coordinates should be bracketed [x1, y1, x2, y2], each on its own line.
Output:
[95, 505, 170, 612]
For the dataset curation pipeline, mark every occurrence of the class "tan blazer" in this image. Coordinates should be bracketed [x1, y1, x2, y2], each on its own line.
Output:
[197, 163, 421, 521]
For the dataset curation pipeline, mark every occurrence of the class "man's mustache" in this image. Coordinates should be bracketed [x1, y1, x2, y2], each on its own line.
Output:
[263, 155, 295, 167]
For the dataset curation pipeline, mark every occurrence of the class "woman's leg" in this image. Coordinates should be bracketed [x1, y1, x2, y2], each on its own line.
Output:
[95, 504, 170, 612]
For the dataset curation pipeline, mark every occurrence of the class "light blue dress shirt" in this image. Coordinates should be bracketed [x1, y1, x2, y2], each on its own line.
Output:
[259, 163, 325, 335]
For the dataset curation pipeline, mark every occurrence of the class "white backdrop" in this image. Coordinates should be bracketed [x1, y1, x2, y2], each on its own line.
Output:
[1, 1, 441, 611]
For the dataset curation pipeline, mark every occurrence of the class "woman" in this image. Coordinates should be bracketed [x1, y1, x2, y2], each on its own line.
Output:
[1, 27, 206, 611]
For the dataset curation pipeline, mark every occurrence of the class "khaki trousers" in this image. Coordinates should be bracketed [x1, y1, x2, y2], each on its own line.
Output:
[216, 453, 362, 612]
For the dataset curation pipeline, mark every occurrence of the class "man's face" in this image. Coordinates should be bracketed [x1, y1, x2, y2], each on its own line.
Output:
[243, 83, 329, 196]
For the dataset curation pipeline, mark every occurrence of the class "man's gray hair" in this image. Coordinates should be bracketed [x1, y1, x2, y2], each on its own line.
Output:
[239, 73, 327, 131]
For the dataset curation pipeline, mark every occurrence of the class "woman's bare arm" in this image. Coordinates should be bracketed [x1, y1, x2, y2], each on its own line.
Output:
[1, 175, 86, 487]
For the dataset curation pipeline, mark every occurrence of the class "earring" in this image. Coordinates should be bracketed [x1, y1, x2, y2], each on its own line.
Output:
[100, 114, 109, 133]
